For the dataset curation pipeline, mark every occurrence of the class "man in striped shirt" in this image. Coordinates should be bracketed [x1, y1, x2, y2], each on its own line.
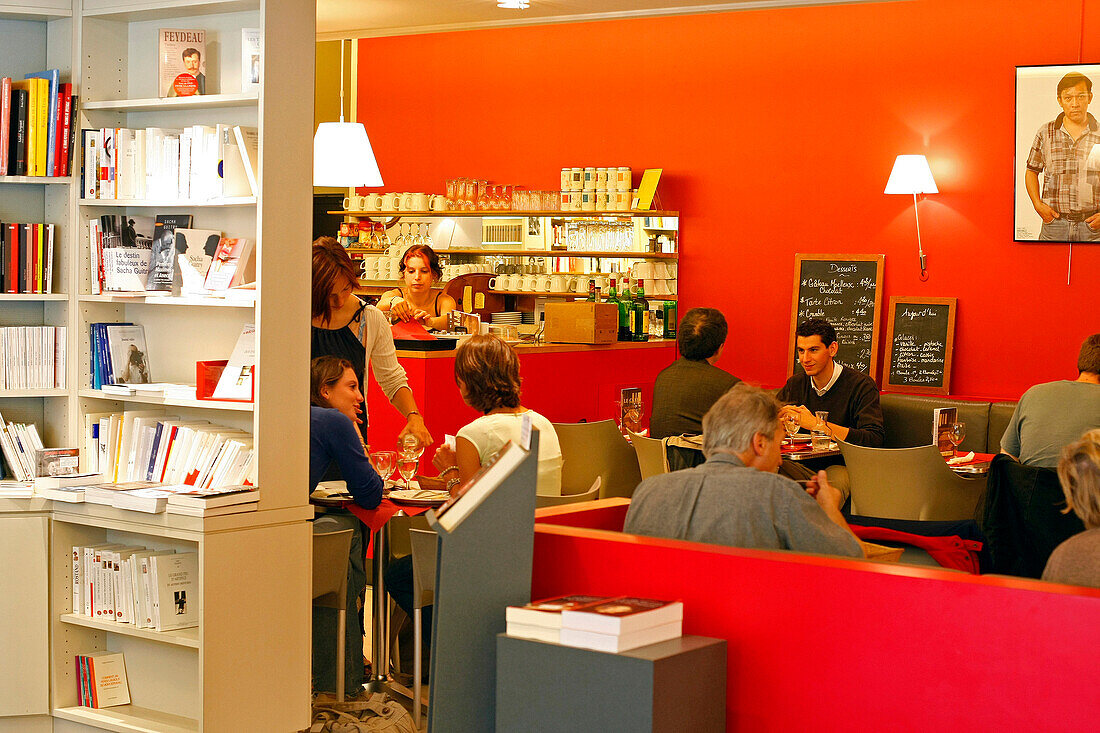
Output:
[1024, 71, 1100, 241]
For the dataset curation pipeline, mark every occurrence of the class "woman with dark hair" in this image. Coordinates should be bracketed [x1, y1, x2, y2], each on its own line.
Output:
[311, 236, 431, 448]
[378, 244, 456, 331]
[309, 355, 383, 699]
[434, 334, 562, 495]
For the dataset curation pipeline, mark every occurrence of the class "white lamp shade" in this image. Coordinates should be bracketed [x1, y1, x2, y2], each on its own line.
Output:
[884, 154, 937, 194]
[313, 122, 383, 187]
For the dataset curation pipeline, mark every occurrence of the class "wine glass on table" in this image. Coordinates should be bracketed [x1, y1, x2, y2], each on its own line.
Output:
[783, 413, 800, 442]
[949, 422, 966, 458]
[369, 450, 396, 490]
[396, 453, 419, 492]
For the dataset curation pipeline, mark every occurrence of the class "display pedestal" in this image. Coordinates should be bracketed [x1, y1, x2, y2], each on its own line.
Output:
[425, 433, 540, 732]
[496, 634, 727, 732]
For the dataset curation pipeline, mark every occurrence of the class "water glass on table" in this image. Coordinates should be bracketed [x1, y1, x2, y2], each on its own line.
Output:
[949, 422, 966, 457]
[811, 411, 831, 450]
[783, 413, 800, 440]
[369, 450, 397, 487]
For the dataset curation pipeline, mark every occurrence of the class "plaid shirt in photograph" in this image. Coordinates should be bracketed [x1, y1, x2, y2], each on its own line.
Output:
[1026, 112, 1100, 214]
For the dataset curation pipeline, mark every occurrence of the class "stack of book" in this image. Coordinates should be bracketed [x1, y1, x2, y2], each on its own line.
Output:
[165, 484, 259, 516]
[0, 326, 66, 389]
[75, 652, 129, 709]
[508, 595, 683, 653]
[1, 222, 55, 293]
[0, 412, 44, 481]
[71, 543, 198, 631]
[1, 71, 78, 177]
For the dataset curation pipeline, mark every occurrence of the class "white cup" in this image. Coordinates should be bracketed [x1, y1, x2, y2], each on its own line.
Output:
[363, 193, 383, 211]
[519, 274, 537, 291]
[653, 262, 671, 279]
[429, 194, 449, 211]
[489, 276, 504, 291]
[574, 278, 589, 294]
[536, 274, 551, 291]
[634, 262, 654, 280]
[655, 280, 673, 296]
[408, 193, 430, 211]
[381, 192, 401, 211]
[645, 278, 660, 294]
[342, 194, 366, 210]
[549, 275, 568, 292]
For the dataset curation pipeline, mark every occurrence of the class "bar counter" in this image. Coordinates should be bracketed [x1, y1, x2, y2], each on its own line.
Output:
[366, 339, 677, 447]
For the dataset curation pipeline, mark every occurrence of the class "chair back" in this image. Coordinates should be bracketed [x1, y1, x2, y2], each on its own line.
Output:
[312, 529, 354, 609]
[536, 477, 601, 508]
[627, 429, 669, 480]
[839, 441, 985, 522]
[408, 528, 438, 610]
[553, 420, 642, 499]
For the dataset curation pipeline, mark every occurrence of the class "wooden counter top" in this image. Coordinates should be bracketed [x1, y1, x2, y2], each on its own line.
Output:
[395, 338, 677, 359]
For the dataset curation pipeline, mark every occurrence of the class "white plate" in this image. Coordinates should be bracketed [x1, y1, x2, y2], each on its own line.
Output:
[388, 489, 450, 505]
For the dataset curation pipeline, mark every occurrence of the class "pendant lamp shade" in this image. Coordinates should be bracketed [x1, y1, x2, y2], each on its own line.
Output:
[313, 121, 383, 187]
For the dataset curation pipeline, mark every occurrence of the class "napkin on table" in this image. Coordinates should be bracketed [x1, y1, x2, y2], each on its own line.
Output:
[947, 451, 975, 465]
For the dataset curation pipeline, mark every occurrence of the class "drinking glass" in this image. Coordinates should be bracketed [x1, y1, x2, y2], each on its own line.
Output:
[784, 413, 800, 439]
[445, 178, 458, 208]
[476, 180, 491, 210]
[811, 411, 830, 450]
[949, 422, 966, 457]
[369, 450, 396, 486]
[462, 178, 476, 210]
[397, 455, 418, 491]
[399, 432, 425, 460]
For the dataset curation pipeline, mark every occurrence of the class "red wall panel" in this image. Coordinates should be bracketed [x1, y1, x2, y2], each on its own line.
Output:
[357, 0, 1098, 401]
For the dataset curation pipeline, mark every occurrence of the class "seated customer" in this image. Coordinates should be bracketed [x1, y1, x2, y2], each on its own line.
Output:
[1002, 333, 1100, 468]
[385, 335, 563, 664]
[650, 307, 741, 439]
[625, 383, 866, 559]
[1042, 429, 1100, 588]
[777, 318, 884, 500]
[309, 356, 384, 698]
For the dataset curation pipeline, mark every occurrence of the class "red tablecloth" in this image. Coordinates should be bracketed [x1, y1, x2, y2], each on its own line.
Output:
[347, 499, 434, 557]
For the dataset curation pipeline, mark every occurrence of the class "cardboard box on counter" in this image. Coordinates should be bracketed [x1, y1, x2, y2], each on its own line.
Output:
[544, 302, 618, 344]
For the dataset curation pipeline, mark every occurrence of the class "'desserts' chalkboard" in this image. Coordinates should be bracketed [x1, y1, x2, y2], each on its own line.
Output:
[789, 254, 884, 377]
[883, 296, 957, 394]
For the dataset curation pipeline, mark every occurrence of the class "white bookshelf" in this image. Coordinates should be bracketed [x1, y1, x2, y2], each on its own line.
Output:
[0, 0, 314, 730]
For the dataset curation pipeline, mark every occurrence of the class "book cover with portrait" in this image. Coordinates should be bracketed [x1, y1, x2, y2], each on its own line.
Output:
[104, 324, 152, 385]
[158, 29, 207, 98]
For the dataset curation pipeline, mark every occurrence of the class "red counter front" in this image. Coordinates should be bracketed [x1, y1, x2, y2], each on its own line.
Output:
[364, 339, 676, 449]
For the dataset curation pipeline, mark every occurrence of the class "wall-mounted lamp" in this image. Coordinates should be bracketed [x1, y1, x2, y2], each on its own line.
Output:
[885, 154, 937, 280]
[313, 39, 383, 188]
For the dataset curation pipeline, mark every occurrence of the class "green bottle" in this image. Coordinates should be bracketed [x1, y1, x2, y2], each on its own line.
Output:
[606, 277, 620, 310]
[663, 300, 678, 340]
[617, 276, 633, 341]
[631, 279, 650, 342]
[584, 279, 596, 302]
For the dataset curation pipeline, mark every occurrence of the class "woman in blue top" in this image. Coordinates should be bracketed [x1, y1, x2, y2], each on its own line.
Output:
[310, 355, 383, 698]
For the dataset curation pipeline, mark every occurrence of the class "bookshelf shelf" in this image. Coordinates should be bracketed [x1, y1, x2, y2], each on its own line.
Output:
[53, 704, 198, 733]
[0, 5, 70, 21]
[0, 388, 68, 398]
[0, 293, 68, 301]
[78, 197, 257, 208]
[78, 294, 256, 308]
[60, 613, 200, 649]
[79, 389, 255, 412]
[81, 0, 259, 21]
[0, 175, 73, 184]
[83, 93, 259, 112]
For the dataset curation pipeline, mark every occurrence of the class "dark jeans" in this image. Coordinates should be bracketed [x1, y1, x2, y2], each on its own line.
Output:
[384, 554, 433, 639]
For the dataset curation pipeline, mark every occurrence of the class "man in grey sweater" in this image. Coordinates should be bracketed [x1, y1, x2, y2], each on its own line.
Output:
[1002, 333, 1100, 468]
[624, 383, 866, 558]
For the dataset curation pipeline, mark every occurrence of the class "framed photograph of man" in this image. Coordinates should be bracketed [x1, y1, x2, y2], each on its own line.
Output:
[1015, 64, 1100, 242]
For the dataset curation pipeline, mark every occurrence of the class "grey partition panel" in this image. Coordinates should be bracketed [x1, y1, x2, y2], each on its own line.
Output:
[496, 635, 727, 732]
[425, 431, 540, 733]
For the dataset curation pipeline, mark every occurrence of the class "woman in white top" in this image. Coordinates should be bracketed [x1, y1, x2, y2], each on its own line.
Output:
[432, 334, 562, 496]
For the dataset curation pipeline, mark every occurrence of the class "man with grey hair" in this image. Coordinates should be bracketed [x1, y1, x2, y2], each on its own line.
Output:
[624, 383, 865, 558]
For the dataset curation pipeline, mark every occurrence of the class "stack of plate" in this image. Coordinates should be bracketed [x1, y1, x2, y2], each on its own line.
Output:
[491, 312, 522, 325]
[521, 312, 535, 324]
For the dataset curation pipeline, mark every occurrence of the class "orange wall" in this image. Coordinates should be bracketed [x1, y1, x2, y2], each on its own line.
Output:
[357, 0, 1099, 400]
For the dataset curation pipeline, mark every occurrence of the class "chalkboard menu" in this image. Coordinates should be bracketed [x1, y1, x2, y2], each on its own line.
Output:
[883, 296, 957, 394]
[788, 254, 884, 378]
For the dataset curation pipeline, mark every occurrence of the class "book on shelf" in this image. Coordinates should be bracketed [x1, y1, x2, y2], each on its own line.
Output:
[159, 29, 207, 98]
[75, 653, 130, 709]
[103, 324, 152, 386]
[23, 70, 58, 176]
[204, 238, 254, 291]
[101, 214, 154, 291]
[933, 406, 957, 459]
[165, 483, 258, 509]
[0, 222, 55, 293]
[110, 486, 178, 514]
[0, 480, 33, 498]
[233, 125, 259, 197]
[150, 551, 199, 630]
[241, 28, 262, 93]
[0, 325, 65, 389]
[98, 126, 115, 199]
[35, 447, 80, 477]
[8, 88, 28, 176]
[175, 227, 221, 294]
[212, 323, 255, 400]
[9, 79, 40, 176]
[0, 413, 46, 480]
[58, 84, 74, 177]
[83, 481, 162, 506]
[220, 124, 256, 197]
[37, 484, 87, 502]
[0, 77, 10, 176]
[145, 213, 193, 291]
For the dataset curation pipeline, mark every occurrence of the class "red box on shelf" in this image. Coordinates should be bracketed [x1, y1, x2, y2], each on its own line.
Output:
[196, 360, 254, 402]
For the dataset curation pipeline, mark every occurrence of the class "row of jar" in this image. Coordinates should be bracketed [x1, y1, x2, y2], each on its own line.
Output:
[561, 167, 633, 192]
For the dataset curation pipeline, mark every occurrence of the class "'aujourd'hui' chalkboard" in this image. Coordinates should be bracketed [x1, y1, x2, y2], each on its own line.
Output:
[789, 254, 884, 378]
[883, 296, 957, 394]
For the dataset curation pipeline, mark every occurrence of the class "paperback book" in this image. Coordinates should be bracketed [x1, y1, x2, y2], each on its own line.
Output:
[933, 407, 958, 459]
[145, 213, 193, 291]
[173, 227, 221, 292]
[75, 652, 130, 708]
[104, 324, 152, 384]
[158, 29, 207, 97]
[241, 28, 262, 93]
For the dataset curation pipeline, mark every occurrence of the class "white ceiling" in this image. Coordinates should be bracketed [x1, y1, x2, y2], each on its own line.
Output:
[316, 0, 885, 40]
